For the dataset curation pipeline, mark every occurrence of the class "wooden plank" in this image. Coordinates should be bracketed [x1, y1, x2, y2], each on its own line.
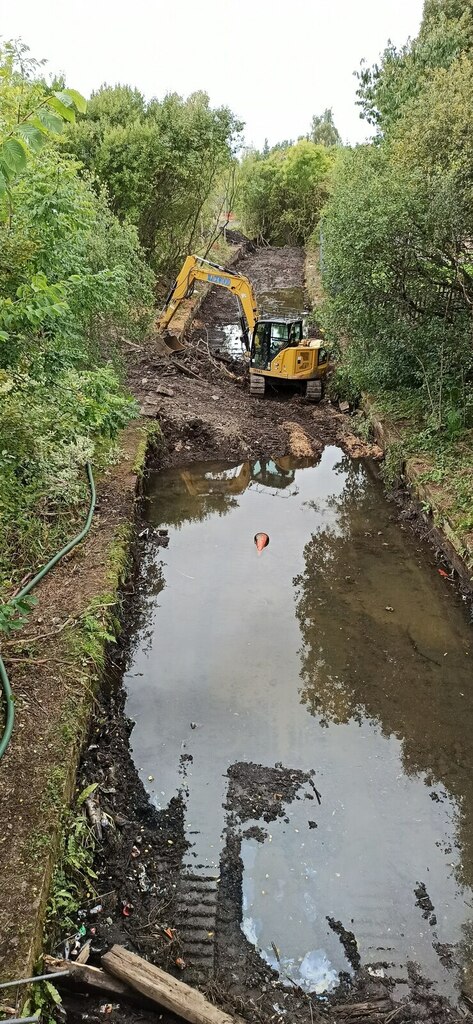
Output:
[102, 945, 246, 1024]
[44, 955, 131, 998]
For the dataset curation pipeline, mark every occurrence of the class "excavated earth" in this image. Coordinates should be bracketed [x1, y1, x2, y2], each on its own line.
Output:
[60, 243, 471, 1024]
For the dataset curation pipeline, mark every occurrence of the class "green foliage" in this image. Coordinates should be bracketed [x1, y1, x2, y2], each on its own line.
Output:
[0, 41, 86, 199]
[327, 362, 362, 407]
[237, 140, 334, 244]
[0, 594, 37, 635]
[66, 85, 242, 284]
[22, 978, 63, 1024]
[310, 108, 342, 147]
[355, 0, 473, 133]
[321, 1, 473, 449]
[46, 786, 98, 939]
[0, 43, 155, 601]
[72, 597, 117, 670]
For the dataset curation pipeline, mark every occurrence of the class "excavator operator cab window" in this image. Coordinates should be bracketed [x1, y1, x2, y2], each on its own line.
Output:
[252, 321, 298, 368]
[317, 346, 328, 366]
[289, 321, 303, 344]
[269, 322, 290, 362]
[252, 323, 271, 368]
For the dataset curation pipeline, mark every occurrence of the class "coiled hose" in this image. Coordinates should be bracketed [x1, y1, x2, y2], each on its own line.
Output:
[0, 463, 96, 761]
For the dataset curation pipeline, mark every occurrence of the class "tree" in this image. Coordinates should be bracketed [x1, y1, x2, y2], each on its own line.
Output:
[237, 140, 334, 245]
[0, 40, 86, 199]
[309, 108, 341, 147]
[67, 85, 243, 283]
[322, 1, 473, 433]
[0, 43, 155, 596]
[355, 0, 473, 133]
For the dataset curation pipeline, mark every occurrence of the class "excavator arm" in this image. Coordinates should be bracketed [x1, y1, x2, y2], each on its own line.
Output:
[158, 255, 258, 350]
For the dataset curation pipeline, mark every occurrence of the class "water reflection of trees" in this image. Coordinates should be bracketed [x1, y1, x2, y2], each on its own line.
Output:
[294, 456, 473, 888]
[146, 481, 239, 530]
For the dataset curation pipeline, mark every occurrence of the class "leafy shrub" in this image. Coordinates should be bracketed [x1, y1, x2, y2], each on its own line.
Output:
[0, 43, 154, 598]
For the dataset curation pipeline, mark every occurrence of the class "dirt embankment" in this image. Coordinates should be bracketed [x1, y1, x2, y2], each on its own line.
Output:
[0, 421, 148, 991]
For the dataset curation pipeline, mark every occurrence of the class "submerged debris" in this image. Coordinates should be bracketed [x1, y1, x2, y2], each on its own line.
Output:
[326, 917, 361, 973]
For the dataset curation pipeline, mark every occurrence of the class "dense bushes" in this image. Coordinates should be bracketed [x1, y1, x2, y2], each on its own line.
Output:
[0, 44, 155, 597]
[66, 86, 242, 283]
[237, 139, 335, 245]
[0, 44, 245, 599]
[321, 1, 473, 438]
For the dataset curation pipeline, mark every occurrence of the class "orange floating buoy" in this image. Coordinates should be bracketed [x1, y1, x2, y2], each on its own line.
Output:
[254, 532, 270, 553]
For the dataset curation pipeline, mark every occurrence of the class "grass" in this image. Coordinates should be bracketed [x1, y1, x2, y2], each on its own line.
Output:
[133, 420, 165, 476]
[364, 391, 473, 544]
[45, 789, 98, 942]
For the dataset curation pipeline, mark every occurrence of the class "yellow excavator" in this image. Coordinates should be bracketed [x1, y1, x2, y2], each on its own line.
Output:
[158, 255, 329, 401]
[180, 458, 304, 498]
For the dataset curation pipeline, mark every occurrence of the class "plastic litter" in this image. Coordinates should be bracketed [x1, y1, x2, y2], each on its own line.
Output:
[70, 936, 82, 959]
[121, 900, 133, 917]
[254, 532, 270, 554]
[137, 863, 153, 892]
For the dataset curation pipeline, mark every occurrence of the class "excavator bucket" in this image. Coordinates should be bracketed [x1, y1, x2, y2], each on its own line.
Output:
[162, 334, 187, 354]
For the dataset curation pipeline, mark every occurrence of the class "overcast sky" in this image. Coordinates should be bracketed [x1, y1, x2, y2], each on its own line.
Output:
[1, 0, 423, 148]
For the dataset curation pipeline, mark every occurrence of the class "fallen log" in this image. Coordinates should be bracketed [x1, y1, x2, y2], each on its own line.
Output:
[102, 945, 246, 1024]
[172, 358, 206, 382]
[336, 1000, 393, 1018]
[43, 955, 131, 998]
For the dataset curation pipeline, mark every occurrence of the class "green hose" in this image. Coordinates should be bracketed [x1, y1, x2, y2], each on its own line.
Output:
[0, 462, 96, 761]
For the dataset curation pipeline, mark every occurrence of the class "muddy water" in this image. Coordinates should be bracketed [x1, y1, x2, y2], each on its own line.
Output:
[125, 450, 473, 1000]
[205, 284, 307, 356]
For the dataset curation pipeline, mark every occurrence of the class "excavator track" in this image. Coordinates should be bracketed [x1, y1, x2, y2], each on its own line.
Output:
[305, 378, 323, 403]
[249, 373, 266, 397]
[174, 872, 219, 976]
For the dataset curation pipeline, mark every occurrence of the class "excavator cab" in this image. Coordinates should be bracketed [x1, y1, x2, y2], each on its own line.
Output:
[251, 319, 304, 370]
[250, 317, 328, 401]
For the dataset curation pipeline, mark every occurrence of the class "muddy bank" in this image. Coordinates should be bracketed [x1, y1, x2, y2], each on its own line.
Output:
[0, 421, 151, 992]
[362, 402, 473, 588]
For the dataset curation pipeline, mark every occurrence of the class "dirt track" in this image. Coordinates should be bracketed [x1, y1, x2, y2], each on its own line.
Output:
[60, 244, 464, 1024]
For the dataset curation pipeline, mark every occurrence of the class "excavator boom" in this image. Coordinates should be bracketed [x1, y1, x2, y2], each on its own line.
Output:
[159, 254, 258, 348]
